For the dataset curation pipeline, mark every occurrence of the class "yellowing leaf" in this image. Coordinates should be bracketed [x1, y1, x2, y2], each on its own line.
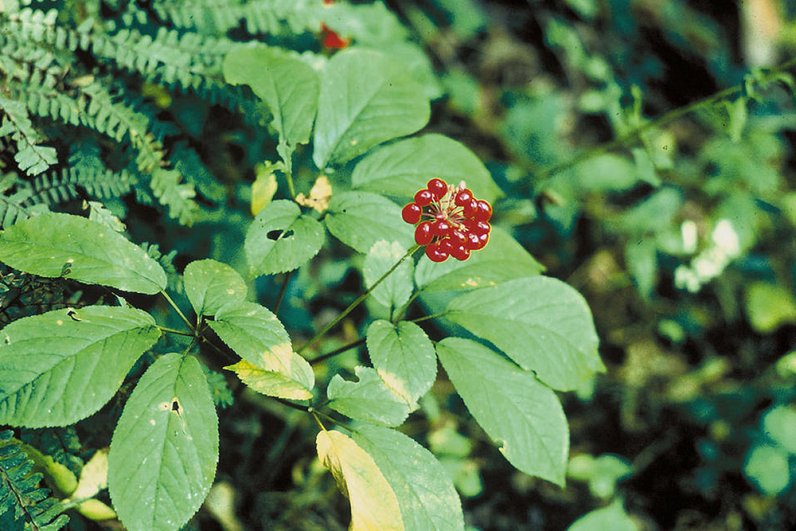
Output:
[296, 175, 333, 213]
[226, 343, 314, 401]
[316, 430, 403, 531]
[68, 448, 117, 521]
[251, 171, 278, 216]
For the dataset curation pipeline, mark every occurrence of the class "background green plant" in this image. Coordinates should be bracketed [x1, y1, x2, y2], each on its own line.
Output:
[1, 0, 796, 530]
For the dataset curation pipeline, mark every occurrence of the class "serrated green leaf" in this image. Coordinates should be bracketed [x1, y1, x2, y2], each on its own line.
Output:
[351, 134, 501, 202]
[363, 241, 414, 310]
[366, 320, 436, 404]
[109, 354, 218, 531]
[325, 191, 413, 253]
[447, 277, 602, 391]
[415, 226, 544, 292]
[568, 499, 638, 531]
[436, 338, 568, 485]
[245, 200, 325, 276]
[352, 424, 464, 531]
[210, 301, 314, 399]
[0, 213, 166, 294]
[183, 259, 247, 318]
[327, 366, 409, 427]
[744, 444, 791, 495]
[0, 306, 159, 428]
[316, 430, 403, 531]
[313, 48, 430, 168]
[223, 45, 319, 148]
[762, 406, 796, 454]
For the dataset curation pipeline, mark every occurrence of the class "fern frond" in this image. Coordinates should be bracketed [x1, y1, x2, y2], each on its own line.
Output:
[140, 242, 180, 291]
[149, 167, 198, 226]
[0, 430, 69, 531]
[0, 174, 35, 228]
[22, 165, 135, 207]
[0, 96, 58, 177]
[171, 143, 226, 204]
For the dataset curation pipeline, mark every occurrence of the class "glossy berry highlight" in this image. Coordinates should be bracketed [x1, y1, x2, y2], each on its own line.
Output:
[401, 178, 493, 262]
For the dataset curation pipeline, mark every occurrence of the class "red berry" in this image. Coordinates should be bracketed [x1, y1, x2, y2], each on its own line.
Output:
[438, 237, 454, 254]
[450, 229, 467, 245]
[414, 189, 433, 206]
[470, 220, 491, 235]
[427, 178, 448, 200]
[451, 244, 470, 261]
[454, 189, 473, 207]
[401, 203, 422, 224]
[471, 232, 489, 250]
[474, 200, 492, 222]
[426, 243, 448, 262]
[432, 220, 452, 237]
[465, 232, 480, 249]
[462, 198, 478, 217]
[415, 222, 433, 245]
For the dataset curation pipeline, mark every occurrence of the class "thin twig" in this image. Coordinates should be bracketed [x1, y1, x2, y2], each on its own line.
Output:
[309, 337, 367, 365]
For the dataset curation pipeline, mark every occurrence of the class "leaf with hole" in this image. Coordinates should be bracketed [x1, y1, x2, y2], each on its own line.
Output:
[245, 200, 325, 276]
[313, 48, 430, 168]
[0, 212, 166, 294]
[436, 338, 569, 485]
[0, 306, 159, 428]
[109, 354, 218, 531]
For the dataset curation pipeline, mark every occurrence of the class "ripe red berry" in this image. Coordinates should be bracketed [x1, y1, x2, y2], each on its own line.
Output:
[426, 243, 449, 262]
[454, 189, 473, 207]
[415, 222, 433, 245]
[450, 229, 467, 245]
[474, 200, 492, 222]
[401, 203, 422, 224]
[438, 237, 454, 254]
[470, 220, 490, 235]
[427, 178, 448, 200]
[433, 220, 452, 237]
[462, 198, 478, 217]
[451, 244, 470, 261]
[414, 189, 433, 207]
[471, 232, 489, 250]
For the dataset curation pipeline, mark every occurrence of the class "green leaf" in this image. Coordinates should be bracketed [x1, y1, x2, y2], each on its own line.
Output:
[210, 302, 315, 399]
[447, 277, 602, 391]
[743, 444, 791, 495]
[415, 226, 544, 292]
[366, 320, 436, 404]
[762, 406, 796, 454]
[351, 134, 501, 202]
[568, 499, 638, 531]
[625, 240, 657, 299]
[0, 306, 159, 428]
[327, 366, 410, 427]
[109, 354, 218, 531]
[352, 424, 464, 531]
[223, 45, 319, 148]
[316, 430, 403, 531]
[745, 282, 796, 333]
[245, 200, 325, 276]
[183, 259, 247, 318]
[363, 241, 413, 311]
[325, 191, 413, 253]
[0, 212, 166, 294]
[313, 48, 430, 168]
[436, 338, 569, 485]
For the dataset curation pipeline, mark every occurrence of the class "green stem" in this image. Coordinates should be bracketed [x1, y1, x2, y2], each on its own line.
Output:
[274, 270, 293, 316]
[392, 290, 422, 323]
[160, 290, 194, 332]
[410, 311, 450, 324]
[297, 245, 420, 354]
[533, 56, 796, 182]
[156, 325, 193, 337]
[309, 337, 367, 365]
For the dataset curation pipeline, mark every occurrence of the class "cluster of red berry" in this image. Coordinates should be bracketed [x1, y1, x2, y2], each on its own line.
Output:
[402, 178, 492, 263]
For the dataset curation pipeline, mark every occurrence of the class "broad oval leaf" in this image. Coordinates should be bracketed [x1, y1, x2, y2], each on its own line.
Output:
[313, 48, 430, 168]
[316, 429, 403, 531]
[245, 200, 325, 276]
[0, 212, 166, 294]
[363, 240, 414, 310]
[436, 338, 569, 485]
[325, 191, 413, 253]
[352, 424, 464, 531]
[352, 134, 501, 202]
[366, 320, 436, 404]
[567, 499, 638, 531]
[223, 45, 319, 148]
[327, 366, 409, 427]
[0, 306, 159, 428]
[446, 277, 603, 391]
[109, 354, 219, 531]
[415, 226, 544, 292]
[210, 301, 315, 399]
[183, 259, 247, 318]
